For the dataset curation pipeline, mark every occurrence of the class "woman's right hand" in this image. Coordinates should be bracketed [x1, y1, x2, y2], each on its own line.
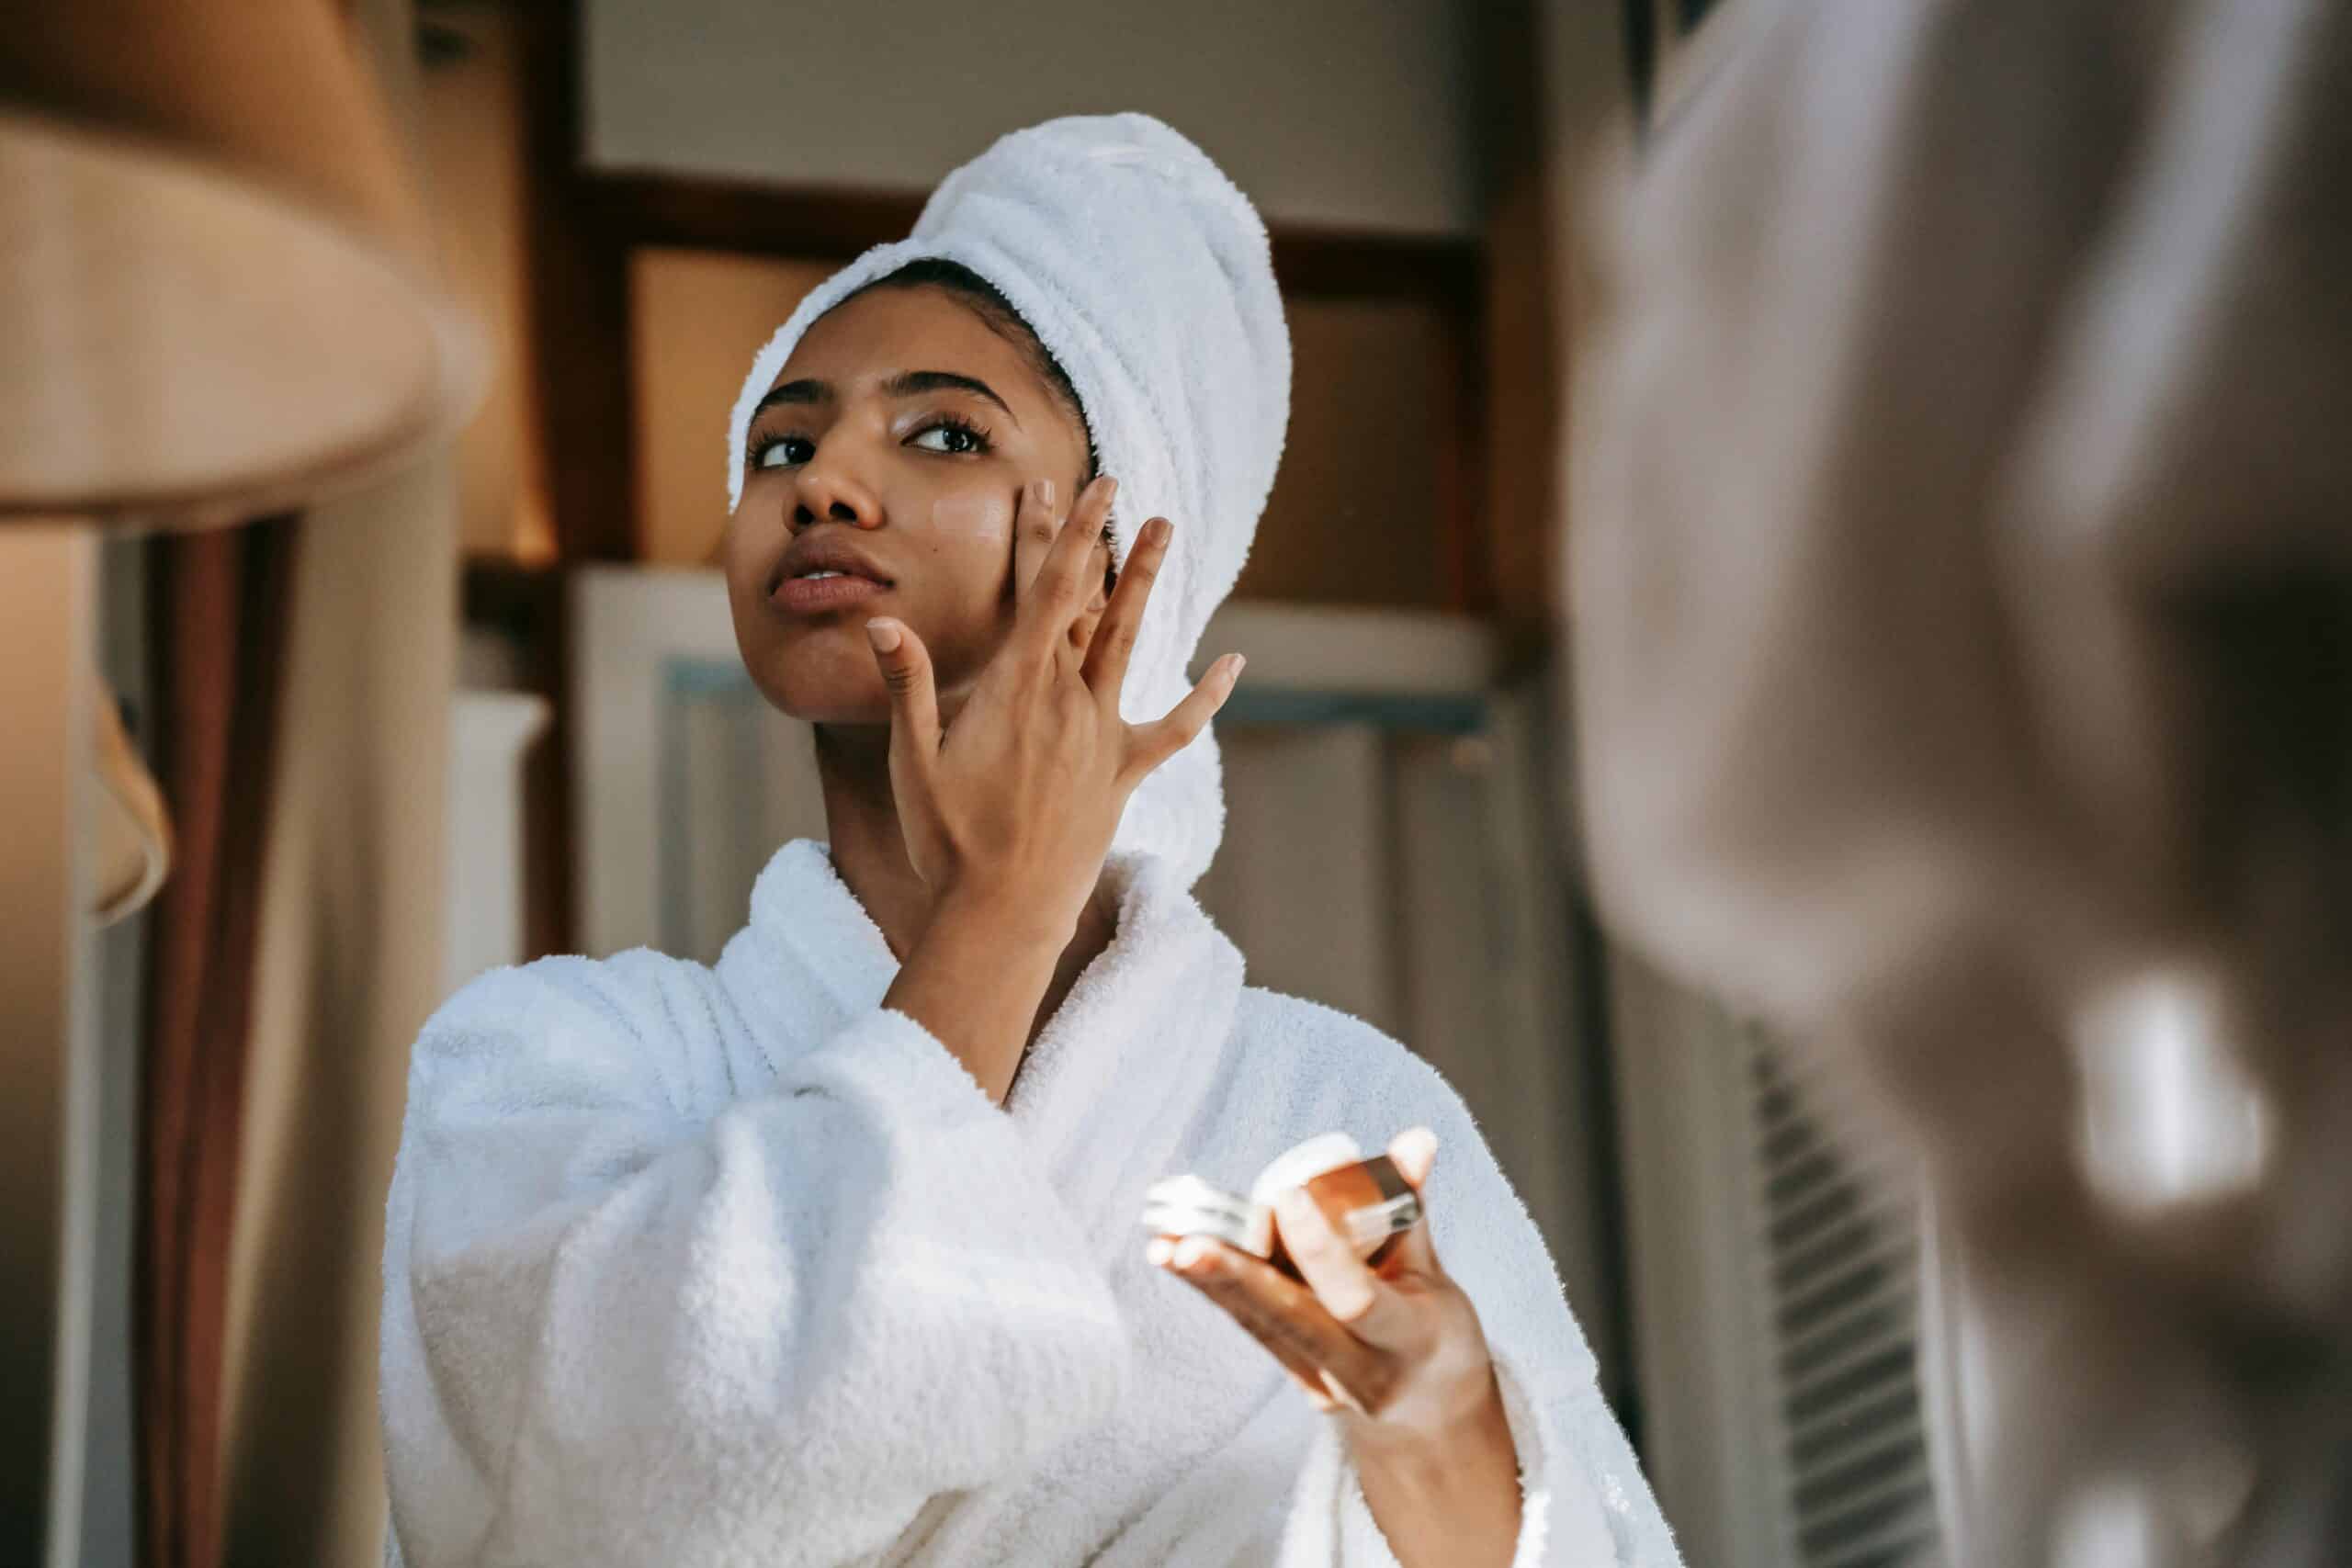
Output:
[861, 473, 1244, 942]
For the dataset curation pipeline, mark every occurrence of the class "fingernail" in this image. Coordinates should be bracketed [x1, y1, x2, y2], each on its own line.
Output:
[1319, 1369, 1366, 1415]
[1148, 517, 1171, 547]
[1146, 1236, 1174, 1267]
[1225, 654, 1247, 682]
[865, 618, 900, 652]
[1038, 477, 1055, 509]
[1172, 1236, 1208, 1270]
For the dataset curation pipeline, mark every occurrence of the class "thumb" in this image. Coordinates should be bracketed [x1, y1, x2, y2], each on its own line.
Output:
[1389, 1126, 1439, 1190]
[866, 617, 941, 772]
[1383, 1126, 1443, 1276]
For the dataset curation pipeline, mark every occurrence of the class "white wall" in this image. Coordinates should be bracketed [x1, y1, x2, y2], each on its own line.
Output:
[583, 0, 1485, 235]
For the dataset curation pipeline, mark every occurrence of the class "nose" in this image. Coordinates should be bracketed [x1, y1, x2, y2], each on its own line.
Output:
[789, 446, 881, 532]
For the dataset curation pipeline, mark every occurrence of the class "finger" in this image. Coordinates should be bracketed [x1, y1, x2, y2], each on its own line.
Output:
[1011, 477, 1059, 611]
[1383, 1128, 1443, 1276]
[865, 616, 941, 776]
[1067, 532, 1114, 659]
[1274, 1359, 1345, 1414]
[1275, 1186, 1417, 1348]
[1079, 513, 1171, 699]
[1388, 1126, 1439, 1190]
[1150, 1235, 1330, 1395]
[1166, 1236, 1394, 1412]
[1316, 1368, 1366, 1416]
[1124, 652, 1246, 779]
[1018, 474, 1115, 656]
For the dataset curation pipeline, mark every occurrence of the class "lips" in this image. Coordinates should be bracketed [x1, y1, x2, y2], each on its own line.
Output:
[771, 572, 891, 614]
[766, 530, 900, 616]
[772, 535, 894, 595]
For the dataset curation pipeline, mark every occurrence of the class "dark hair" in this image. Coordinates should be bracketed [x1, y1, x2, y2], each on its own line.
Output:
[850, 258, 1099, 481]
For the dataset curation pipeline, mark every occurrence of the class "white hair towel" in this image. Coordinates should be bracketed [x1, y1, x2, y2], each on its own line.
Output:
[726, 113, 1292, 888]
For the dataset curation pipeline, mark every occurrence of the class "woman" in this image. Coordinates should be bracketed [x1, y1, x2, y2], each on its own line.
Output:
[379, 114, 1678, 1567]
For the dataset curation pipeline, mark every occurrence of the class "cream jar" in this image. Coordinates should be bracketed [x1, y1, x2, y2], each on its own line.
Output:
[1141, 1132, 1421, 1277]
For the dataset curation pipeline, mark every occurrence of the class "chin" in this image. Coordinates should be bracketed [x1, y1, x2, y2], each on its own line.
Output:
[791, 698, 892, 728]
[745, 645, 890, 728]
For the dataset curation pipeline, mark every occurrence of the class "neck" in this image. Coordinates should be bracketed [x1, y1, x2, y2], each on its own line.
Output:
[811, 721, 1121, 1048]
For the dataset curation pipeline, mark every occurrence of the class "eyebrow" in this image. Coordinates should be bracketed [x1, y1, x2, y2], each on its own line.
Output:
[752, 369, 1021, 426]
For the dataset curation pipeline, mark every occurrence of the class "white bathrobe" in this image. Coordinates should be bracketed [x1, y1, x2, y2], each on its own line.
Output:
[379, 838, 1679, 1566]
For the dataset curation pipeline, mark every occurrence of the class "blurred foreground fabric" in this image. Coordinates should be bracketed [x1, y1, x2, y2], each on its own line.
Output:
[1570, 0, 2351, 1562]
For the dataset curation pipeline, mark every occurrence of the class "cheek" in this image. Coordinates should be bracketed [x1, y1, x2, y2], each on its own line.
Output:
[928, 491, 1014, 548]
[921, 489, 1019, 630]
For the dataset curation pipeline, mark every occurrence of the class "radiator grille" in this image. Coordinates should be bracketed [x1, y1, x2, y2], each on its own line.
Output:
[1745, 1034, 1942, 1568]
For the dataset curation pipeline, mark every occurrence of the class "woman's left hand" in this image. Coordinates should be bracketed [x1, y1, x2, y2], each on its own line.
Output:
[1148, 1127, 1501, 1442]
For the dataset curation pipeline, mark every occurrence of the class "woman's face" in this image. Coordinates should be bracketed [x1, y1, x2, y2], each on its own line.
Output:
[723, 285, 1094, 728]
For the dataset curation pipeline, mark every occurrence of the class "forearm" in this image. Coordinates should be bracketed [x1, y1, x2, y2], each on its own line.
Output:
[1347, 1370, 1523, 1568]
[883, 886, 1066, 1103]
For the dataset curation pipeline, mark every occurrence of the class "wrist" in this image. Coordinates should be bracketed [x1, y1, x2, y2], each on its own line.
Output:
[1347, 1376, 1523, 1568]
[925, 879, 1079, 952]
[1345, 1366, 1513, 1480]
[886, 885, 1067, 1108]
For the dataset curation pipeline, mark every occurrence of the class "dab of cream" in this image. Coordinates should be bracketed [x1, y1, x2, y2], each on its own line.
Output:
[929, 491, 1013, 545]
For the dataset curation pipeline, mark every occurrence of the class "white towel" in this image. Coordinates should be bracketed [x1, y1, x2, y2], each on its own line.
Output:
[724, 113, 1292, 890]
[379, 840, 1678, 1565]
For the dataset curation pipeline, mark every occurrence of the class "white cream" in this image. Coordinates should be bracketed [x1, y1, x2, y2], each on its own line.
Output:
[929, 491, 1013, 546]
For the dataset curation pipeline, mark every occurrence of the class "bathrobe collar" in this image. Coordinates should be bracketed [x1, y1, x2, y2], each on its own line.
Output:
[740, 838, 1247, 1255]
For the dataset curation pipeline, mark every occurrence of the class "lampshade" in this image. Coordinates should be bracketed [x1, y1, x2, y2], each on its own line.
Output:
[0, 0, 484, 528]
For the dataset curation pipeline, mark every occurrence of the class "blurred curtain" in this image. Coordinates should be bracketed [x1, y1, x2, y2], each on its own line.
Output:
[216, 457, 458, 1568]
[135, 520, 298, 1568]
[132, 457, 458, 1568]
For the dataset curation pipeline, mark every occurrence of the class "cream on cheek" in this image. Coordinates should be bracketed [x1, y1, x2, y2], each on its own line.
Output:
[924, 490, 1022, 616]
[927, 490, 1015, 547]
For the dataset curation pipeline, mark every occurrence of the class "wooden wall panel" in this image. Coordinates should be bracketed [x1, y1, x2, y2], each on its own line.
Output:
[628, 250, 833, 567]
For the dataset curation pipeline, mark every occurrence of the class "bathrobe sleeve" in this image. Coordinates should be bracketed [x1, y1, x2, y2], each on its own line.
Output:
[1277, 1063, 1680, 1568]
[378, 952, 1130, 1568]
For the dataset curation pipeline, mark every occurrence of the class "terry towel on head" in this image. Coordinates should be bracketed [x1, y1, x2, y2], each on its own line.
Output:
[728, 112, 1294, 893]
[380, 840, 1677, 1565]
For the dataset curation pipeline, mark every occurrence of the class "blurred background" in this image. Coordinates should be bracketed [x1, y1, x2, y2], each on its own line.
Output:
[3, 2, 2070, 1566]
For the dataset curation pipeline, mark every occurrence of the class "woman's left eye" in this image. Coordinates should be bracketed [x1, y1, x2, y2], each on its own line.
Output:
[909, 420, 989, 456]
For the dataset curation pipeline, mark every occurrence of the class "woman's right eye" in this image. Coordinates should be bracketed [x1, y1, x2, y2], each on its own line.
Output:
[752, 434, 815, 469]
